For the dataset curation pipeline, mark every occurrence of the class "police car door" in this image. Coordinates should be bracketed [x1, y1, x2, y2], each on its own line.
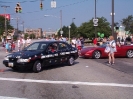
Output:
[58, 42, 70, 63]
[43, 43, 58, 66]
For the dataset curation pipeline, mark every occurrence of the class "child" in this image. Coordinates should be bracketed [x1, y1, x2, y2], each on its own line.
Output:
[11, 42, 16, 52]
[5, 41, 9, 53]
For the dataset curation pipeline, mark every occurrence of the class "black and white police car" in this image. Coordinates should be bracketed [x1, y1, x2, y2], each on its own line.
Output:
[3, 41, 79, 73]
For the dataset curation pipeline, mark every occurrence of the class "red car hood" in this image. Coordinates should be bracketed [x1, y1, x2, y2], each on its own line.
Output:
[80, 47, 96, 55]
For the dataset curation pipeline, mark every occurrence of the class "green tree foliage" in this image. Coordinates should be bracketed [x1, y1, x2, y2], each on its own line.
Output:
[24, 33, 29, 39]
[58, 23, 77, 38]
[30, 33, 35, 39]
[121, 15, 133, 34]
[0, 16, 14, 36]
[77, 17, 111, 39]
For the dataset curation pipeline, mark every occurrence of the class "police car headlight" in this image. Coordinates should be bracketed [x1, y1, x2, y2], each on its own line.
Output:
[4, 56, 9, 61]
[17, 59, 30, 63]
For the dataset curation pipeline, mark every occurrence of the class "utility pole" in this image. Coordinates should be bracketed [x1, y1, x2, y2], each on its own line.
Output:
[22, 21, 24, 33]
[112, 0, 114, 37]
[94, 0, 97, 38]
[1, 5, 10, 37]
[16, 16, 19, 35]
[60, 10, 63, 36]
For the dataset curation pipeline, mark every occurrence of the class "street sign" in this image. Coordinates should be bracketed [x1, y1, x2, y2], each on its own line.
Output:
[93, 19, 98, 26]
[51, 1, 56, 8]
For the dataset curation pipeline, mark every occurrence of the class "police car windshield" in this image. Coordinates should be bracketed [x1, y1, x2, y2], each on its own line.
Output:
[24, 42, 47, 51]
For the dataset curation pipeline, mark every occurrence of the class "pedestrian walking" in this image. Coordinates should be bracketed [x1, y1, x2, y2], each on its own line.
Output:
[107, 36, 117, 65]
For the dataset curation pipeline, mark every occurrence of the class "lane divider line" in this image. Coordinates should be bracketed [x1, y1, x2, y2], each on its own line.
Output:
[0, 77, 133, 88]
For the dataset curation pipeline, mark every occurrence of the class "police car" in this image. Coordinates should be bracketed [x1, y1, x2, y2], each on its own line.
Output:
[3, 41, 79, 73]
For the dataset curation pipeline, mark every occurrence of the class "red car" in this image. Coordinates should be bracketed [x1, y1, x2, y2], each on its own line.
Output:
[79, 43, 133, 59]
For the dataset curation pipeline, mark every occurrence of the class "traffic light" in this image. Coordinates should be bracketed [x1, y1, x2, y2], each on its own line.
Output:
[15, 2, 22, 13]
[19, 7, 22, 13]
[40, 2, 43, 10]
[15, 7, 18, 13]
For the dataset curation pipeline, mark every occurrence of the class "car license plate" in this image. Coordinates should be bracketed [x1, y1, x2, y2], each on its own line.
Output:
[8, 62, 14, 67]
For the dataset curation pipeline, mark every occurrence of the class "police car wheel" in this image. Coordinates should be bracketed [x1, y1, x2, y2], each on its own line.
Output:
[33, 61, 42, 73]
[68, 56, 75, 66]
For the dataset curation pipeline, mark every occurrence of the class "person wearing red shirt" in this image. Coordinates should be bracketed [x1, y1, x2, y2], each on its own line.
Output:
[93, 38, 97, 47]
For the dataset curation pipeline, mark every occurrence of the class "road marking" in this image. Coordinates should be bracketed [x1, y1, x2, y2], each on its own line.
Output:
[0, 96, 27, 99]
[0, 77, 133, 88]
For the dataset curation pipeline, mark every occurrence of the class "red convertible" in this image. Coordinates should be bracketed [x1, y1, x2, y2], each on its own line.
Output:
[79, 43, 133, 59]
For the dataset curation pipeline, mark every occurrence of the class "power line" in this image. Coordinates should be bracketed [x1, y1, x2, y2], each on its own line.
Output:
[9, 0, 89, 15]
[0, 0, 41, 3]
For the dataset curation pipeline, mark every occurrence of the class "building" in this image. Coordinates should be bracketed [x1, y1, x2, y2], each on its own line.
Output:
[24, 28, 42, 38]
[43, 31, 57, 38]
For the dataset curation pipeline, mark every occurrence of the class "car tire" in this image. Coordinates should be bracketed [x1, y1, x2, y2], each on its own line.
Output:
[92, 50, 101, 59]
[67, 56, 75, 66]
[33, 60, 42, 73]
[126, 50, 133, 58]
[12, 66, 18, 71]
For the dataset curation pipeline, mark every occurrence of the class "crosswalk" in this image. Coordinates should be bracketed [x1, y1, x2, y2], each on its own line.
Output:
[0, 96, 27, 99]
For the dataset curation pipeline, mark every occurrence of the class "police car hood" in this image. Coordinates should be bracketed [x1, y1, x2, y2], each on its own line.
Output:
[8, 50, 42, 58]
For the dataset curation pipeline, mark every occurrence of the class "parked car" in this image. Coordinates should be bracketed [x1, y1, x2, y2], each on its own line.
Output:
[79, 43, 133, 59]
[3, 41, 79, 73]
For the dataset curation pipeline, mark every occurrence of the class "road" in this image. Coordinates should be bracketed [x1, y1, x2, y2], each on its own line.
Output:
[0, 40, 133, 99]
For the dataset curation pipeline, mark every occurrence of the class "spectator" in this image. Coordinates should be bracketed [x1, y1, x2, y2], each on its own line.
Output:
[76, 38, 82, 51]
[93, 37, 97, 47]
[26, 37, 31, 47]
[80, 37, 84, 48]
[5, 40, 10, 53]
[11, 42, 16, 52]
[71, 37, 76, 47]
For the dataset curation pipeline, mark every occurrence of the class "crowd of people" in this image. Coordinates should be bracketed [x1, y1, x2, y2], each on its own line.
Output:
[2, 36, 85, 53]
[2, 36, 31, 53]
[44, 36, 85, 51]
[92, 35, 133, 65]
[92, 35, 133, 47]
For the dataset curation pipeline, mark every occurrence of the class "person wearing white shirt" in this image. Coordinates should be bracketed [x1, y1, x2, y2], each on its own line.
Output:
[26, 37, 31, 47]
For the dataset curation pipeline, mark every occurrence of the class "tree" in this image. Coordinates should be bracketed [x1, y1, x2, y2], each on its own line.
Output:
[77, 17, 111, 39]
[0, 16, 14, 37]
[24, 33, 29, 39]
[121, 15, 133, 34]
[57, 23, 77, 38]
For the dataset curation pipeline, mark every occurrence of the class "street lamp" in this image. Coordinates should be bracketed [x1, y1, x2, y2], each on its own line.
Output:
[44, 10, 63, 36]
[68, 25, 71, 44]
[11, 17, 19, 35]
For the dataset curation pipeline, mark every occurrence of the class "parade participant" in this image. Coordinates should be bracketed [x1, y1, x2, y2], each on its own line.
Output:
[107, 36, 117, 65]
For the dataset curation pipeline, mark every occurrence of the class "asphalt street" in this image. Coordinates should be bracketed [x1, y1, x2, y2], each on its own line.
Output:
[0, 41, 133, 99]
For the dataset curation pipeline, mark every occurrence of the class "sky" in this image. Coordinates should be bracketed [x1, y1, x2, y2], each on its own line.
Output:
[0, 0, 133, 32]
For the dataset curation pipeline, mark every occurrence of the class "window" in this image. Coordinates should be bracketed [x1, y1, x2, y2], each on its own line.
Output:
[59, 42, 68, 50]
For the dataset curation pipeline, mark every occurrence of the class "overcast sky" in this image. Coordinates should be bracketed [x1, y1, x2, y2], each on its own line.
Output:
[0, 0, 133, 31]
